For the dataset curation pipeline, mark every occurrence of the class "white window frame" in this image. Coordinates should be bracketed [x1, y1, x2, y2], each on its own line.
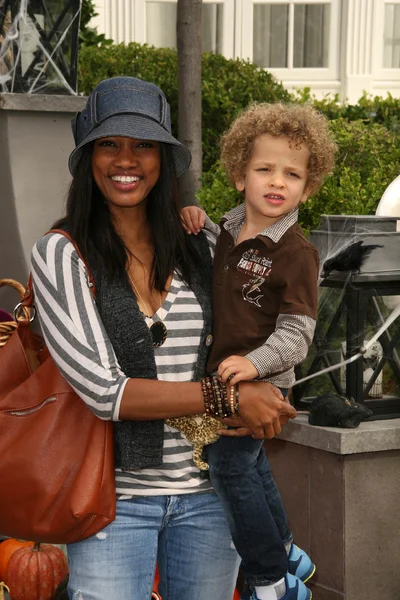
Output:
[372, 0, 400, 81]
[238, 0, 340, 82]
[134, 0, 235, 58]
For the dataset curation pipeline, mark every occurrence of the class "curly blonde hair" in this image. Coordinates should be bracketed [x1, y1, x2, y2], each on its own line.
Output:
[220, 102, 337, 194]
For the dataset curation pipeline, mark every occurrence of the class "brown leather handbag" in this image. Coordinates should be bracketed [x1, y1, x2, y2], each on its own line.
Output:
[0, 231, 116, 544]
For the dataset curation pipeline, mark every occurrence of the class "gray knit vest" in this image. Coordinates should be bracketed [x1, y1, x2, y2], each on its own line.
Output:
[92, 232, 213, 471]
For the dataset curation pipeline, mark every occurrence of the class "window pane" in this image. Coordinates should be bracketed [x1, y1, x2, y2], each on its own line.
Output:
[203, 4, 224, 54]
[146, 2, 177, 49]
[293, 4, 330, 68]
[146, 2, 223, 54]
[253, 4, 288, 68]
[384, 4, 400, 68]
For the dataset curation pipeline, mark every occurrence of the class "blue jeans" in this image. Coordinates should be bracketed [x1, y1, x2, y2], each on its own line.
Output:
[206, 423, 292, 587]
[67, 493, 240, 600]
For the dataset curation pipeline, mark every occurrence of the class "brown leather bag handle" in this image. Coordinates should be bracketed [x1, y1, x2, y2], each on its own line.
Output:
[21, 229, 96, 310]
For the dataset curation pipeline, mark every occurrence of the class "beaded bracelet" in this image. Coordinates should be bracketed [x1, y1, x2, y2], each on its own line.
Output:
[201, 376, 239, 418]
[202, 377, 215, 416]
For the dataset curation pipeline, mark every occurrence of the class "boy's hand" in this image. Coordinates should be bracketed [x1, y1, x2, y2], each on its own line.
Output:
[181, 206, 206, 235]
[218, 355, 258, 385]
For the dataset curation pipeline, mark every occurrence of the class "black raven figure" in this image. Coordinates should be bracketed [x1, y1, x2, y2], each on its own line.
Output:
[308, 394, 373, 428]
[321, 240, 383, 278]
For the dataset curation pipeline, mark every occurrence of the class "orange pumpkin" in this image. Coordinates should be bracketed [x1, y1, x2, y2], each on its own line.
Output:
[0, 540, 31, 583]
[7, 543, 68, 600]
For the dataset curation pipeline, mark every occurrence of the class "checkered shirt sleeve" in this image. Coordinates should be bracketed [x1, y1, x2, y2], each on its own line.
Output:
[204, 214, 221, 239]
[245, 313, 316, 380]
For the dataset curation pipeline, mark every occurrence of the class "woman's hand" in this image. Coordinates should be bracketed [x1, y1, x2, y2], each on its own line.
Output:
[181, 206, 206, 234]
[222, 382, 297, 440]
[216, 416, 253, 438]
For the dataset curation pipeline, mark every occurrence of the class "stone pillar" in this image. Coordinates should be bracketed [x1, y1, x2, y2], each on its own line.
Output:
[0, 93, 86, 313]
[265, 416, 400, 600]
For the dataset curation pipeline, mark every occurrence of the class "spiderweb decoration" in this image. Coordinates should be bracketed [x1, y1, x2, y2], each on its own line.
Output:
[292, 213, 400, 416]
[0, 0, 81, 95]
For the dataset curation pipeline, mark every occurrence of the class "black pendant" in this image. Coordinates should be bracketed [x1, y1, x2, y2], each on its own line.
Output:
[150, 320, 167, 347]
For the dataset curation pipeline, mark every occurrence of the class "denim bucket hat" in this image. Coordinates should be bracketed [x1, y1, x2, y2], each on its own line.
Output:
[69, 76, 191, 177]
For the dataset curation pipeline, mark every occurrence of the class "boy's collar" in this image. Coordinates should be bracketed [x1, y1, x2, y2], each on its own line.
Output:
[222, 205, 299, 243]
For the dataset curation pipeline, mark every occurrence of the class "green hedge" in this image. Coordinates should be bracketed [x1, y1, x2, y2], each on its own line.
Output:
[295, 88, 400, 132]
[300, 118, 400, 233]
[79, 43, 400, 231]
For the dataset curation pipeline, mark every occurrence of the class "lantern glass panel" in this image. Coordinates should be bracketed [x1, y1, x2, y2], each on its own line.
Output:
[0, 0, 81, 94]
[293, 215, 400, 419]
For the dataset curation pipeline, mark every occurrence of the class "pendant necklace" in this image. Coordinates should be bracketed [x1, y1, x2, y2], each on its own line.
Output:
[128, 273, 168, 347]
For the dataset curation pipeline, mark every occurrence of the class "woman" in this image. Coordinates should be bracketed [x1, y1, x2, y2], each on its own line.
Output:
[31, 76, 296, 600]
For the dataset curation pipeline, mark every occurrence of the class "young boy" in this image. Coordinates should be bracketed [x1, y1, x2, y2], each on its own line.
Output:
[181, 102, 337, 600]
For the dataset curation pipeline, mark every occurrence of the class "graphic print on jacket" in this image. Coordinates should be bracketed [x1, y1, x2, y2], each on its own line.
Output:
[237, 248, 272, 307]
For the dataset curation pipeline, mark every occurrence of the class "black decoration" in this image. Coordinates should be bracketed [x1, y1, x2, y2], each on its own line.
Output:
[150, 321, 167, 347]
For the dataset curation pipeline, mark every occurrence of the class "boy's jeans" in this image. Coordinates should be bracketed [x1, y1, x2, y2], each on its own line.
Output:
[206, 432, 292, 587]
[67, 494, 240, 600]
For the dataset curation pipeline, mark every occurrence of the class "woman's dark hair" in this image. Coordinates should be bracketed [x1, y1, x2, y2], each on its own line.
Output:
[53, 143, 199, 290]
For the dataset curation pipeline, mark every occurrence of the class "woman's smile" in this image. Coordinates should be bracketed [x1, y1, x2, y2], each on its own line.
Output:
[109, 173, 142, 192]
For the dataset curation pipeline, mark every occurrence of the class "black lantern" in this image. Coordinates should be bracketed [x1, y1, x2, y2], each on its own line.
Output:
[0, 0, 81, 94]
[293, 215, 400, 419]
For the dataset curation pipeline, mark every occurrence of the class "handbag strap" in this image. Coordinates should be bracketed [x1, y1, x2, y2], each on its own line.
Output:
[21, 229, 96, 310]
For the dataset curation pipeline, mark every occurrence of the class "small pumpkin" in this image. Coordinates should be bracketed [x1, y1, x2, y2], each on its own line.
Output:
[0, 540, 31, 583]
[7, 543, 68, 600]
[0, 582, 12, 600]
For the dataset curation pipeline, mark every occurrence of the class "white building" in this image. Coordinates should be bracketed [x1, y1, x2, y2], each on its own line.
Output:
[91, 0, 400, 104]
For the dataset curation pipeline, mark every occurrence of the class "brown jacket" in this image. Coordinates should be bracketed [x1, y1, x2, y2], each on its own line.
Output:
[207, 222, 319, 374]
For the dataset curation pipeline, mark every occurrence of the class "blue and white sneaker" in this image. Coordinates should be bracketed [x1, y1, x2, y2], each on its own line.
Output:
[248, 573, 312, 600]
[288, 544, 316, 583]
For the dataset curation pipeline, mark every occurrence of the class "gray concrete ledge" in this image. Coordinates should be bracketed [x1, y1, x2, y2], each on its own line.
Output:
[0, 93, 87, 112]
[278, 414, 400, 454]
